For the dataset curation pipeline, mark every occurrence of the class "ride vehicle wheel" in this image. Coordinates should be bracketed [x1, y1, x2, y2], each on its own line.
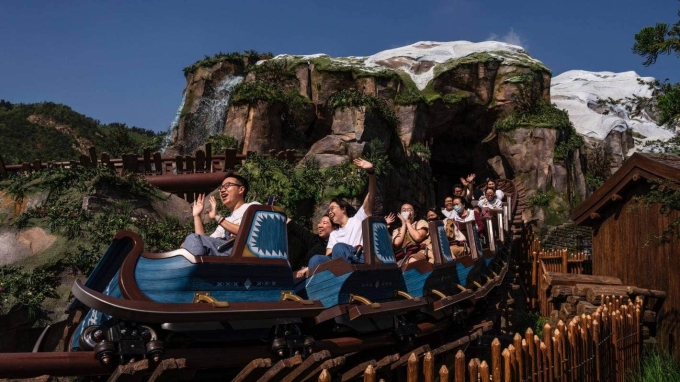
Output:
[93, 340, 117, 364]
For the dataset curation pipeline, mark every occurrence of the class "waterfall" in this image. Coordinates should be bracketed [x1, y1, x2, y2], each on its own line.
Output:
[159, 92, 186, 153]
[205, 75, 244, 137]
[185, 75, 244, 153]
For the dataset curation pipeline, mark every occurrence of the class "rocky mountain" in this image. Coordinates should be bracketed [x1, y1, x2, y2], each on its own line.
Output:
[169, 41, 577, 212]
[551, 70, 677, 169]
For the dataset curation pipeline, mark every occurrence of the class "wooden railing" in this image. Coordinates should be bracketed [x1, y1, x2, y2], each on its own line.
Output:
[318, 297, 643, 382]
[0, 145, 297, 201]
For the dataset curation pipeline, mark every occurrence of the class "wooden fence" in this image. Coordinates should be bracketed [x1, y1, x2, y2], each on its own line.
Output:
[519, 228, 593, 313]
[0, 144, 297, 178]
[325, 297, 642, 382]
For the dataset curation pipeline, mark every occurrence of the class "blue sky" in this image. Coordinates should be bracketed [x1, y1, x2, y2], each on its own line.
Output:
[1, 0, 678, 132]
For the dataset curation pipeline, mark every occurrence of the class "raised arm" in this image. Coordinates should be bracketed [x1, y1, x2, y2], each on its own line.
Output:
[354, 158, 376, 216]
[192, 194, 207, 235]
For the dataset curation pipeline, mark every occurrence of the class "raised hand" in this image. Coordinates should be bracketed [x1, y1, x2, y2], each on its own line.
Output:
[208, 195, 218, 220]
[466, 173, 476, 183]
[192, 194, 206, 217]
[460, 177, 468, 186]
[353, 158, 374, 171]
[385, 212, 396, 225]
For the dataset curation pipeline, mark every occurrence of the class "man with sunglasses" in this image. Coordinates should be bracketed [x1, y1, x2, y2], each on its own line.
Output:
[182, 172, 260, 256]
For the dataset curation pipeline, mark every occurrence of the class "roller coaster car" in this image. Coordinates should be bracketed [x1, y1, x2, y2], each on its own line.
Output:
[69, 205, 325, 362]
[296, 217, 427, 336]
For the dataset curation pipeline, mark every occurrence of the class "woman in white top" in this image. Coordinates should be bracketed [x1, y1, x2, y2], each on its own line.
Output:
[478, 187, 503, 210]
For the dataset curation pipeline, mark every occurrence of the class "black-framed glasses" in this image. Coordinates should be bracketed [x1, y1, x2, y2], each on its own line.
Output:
[219, 182, 243, 191]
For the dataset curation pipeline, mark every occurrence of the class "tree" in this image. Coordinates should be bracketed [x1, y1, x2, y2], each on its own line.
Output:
[632, 8, 680, 128]
[633, 8, 680, 241]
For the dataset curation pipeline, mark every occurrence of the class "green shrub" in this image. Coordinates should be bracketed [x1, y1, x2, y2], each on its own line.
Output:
[207, 135, 239, 153]
[408, 142, 432, 161]
[394, 88, 425, 105]
[183, 50, 274, 76]
[495, 103, 572, 131]
[327, 89, 399, 128]
[529, 190, 550, 207]
[232, 80, 287, 105]
[631, 350, 680, 382]
[554, 132, 584, 160]
[0, 266, 59, 318]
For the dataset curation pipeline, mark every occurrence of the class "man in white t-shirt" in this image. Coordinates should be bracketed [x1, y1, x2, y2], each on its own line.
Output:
[182, 173, 260, 256]
[305, 158, 376, 272]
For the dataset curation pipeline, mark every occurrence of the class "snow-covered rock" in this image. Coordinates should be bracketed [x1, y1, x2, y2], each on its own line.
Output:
[551, 70, 675, 146]
[270, 41, 549, 91]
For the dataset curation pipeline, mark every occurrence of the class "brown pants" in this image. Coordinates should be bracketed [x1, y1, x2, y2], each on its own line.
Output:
[450, 245, 466, 258]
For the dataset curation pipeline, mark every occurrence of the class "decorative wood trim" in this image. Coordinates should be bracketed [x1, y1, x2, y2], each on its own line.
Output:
[611, 193, 623, 202]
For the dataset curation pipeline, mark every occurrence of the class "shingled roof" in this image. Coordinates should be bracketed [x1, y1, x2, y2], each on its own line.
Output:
[573, 152, 680, 226]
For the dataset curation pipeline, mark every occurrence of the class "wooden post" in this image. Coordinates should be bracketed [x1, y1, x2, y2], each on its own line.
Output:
[205, 142, 212, 172]
[79, 155, 90, 168]
[319, 369, 331, 382]
[143, 147, 152, 174]
[543, 323, 553, 382]
[423, 352, 434, 382]
[175, 156, 184, 174]
[526, 328, 536, 381]
[363, 364, 375, 382]
[562, 249, 568, 273]
[195, 150, 205, 172]
[479, 360, 490, 382]
[454, 350, 465, 382]
[513, 333, 524, 381]
[224, 148, 237, 171]
[0, 154, 7, 179]
[502, 349, 512, 382]
[491, 338, 501, 382]
[439, 365, 449, 382]
[33, 159, 43, 171]
[100, 152, 113, 170]
[468, 359, 479, 381]
[407, 353, 418, 382]
[184, 155, 194, 173]
[153, 152, 162, 175]
[88, 146, 97, 167]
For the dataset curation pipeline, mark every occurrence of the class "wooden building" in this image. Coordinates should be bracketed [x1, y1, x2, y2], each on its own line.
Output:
[573, 152, 680, 358]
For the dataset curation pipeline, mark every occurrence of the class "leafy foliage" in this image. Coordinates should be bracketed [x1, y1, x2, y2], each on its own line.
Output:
[394, 88, 426, 105]
[495, 103, 572, 132]
[635, 178, 680, 243]
[207, 135, 239, 153]
[0, 266, 59, 319]
[182, 50, 274, 76]
[630, 350, 680, 382]
[632, 11, 680, 67]
[408, 142, 432, 161]
[0, 101, 163, 164]
[327, 89, 399, 128]
[529, 190, 551, 208]
[584, 143, 613, 193]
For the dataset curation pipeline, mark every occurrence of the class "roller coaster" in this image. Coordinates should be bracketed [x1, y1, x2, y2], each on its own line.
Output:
[0, 179, 527, 381]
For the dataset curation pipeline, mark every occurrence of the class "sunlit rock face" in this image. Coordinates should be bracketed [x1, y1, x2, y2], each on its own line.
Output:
[170, 41, 570, 209]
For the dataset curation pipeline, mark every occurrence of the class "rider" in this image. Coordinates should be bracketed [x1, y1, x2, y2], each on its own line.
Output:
[305, 158, 376, 273]
[182, 173, 260, 256]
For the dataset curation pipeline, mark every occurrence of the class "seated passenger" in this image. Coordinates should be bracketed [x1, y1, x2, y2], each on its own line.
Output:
[452, 184, 473, 209]
[426, 207, 444, 222]
[450, 196, 486, 238]
[307, 158, 376, 271]
[441, 196, 457, 219]
[182, 173, 260, 256]
[444, 218, 468, 258]
[392, 203, 431, 264]
[289, 215, 338, 278]
[486, 179, 505, 201]
[478, 187, 503, 211]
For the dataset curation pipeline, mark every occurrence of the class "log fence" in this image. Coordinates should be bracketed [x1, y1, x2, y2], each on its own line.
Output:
[328, 296, 642, 382]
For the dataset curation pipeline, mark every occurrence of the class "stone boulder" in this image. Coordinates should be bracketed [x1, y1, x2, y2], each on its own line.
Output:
[498, 128, 557, 191]
[0, 227, 57, 266]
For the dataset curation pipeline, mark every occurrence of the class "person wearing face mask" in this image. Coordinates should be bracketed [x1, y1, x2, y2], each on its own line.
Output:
[450, 196, 486, 238]
[288, 215, 339, 278]
[392, 203, 431, 264]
